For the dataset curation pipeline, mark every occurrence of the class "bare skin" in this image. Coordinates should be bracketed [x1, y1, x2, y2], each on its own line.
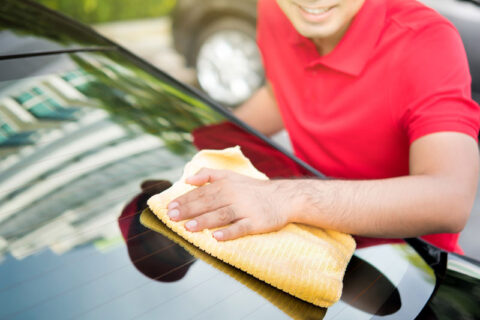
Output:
[166, 0, 479, 241]
[168, 132, 478, 240]
[234, 82, 284, 136]
[276, 0, 366, 55]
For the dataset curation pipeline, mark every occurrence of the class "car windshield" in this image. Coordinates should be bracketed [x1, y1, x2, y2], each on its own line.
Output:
[0, 0, 112, 57]
[0, 48, 436, 320]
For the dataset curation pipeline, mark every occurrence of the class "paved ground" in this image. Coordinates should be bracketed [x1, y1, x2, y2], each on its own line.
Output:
[94, 18, 480, 260]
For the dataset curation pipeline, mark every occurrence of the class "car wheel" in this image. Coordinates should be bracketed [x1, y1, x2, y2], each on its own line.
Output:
[193, 17, 265, 107]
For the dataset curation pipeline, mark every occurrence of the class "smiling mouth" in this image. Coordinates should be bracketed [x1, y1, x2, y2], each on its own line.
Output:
[302, 6, 330, 14]
[298, 4, 335, 15]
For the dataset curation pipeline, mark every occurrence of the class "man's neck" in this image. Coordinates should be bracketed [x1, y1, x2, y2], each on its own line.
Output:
[312, 20, 352, 56]
[311, 0, 365, 56]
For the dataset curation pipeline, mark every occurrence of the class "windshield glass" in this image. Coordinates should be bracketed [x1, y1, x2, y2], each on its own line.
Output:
[0, 0, 112, 57]
[0, 50, 435, 320]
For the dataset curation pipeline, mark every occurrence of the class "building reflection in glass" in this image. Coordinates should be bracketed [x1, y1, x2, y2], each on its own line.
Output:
[0, 49, 225, 262]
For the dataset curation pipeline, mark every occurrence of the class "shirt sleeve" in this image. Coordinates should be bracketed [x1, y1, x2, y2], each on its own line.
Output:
[398, 22, 480, 144]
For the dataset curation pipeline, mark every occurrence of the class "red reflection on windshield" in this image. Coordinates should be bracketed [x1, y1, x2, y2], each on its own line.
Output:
[192, 121, 309, 178]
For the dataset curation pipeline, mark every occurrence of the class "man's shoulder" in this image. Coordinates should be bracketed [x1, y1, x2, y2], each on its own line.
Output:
[386, 0, 455, 33]
[384, 0, 466, 71]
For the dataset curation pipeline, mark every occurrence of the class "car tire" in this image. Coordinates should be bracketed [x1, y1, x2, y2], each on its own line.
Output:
[191, 17, 265, 106]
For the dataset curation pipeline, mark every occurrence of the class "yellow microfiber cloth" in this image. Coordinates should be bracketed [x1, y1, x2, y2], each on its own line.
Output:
[147, 146, 356, 307]
[140, 208, 327, 319]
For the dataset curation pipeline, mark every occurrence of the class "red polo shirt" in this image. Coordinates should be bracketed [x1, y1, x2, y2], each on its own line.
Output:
[257, 0, 480, 253]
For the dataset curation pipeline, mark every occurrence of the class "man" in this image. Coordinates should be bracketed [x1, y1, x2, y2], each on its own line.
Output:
[166, 0, 480, 253]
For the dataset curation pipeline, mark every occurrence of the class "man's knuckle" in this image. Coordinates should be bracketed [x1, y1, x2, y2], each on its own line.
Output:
[218, 209, 229, 222]
[226, 206, 237, 220]
[179, 203, 195, 218]
[194, 216, 206, 229]
[237, 222, 250, 235]
[218, 206, 234, 222]
[174, 194, 185, 205]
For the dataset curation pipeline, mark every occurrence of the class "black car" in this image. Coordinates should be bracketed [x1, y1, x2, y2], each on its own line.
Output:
[0, 1, 480, 319]
[172, 0, 480, 106]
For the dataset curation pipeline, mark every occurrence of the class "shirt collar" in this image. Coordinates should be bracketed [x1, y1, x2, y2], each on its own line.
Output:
[286, 0, 387, 76]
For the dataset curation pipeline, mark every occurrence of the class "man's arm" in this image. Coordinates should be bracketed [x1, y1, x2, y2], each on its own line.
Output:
[168, 132, 478, 240]
[233, 82, 284, 137]
[287, 132, 479, 237]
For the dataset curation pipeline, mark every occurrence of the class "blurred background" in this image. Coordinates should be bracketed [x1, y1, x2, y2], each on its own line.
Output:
[31, 0, 265, 107]
[32, 0, 196, 84]
[32, 0, 176, 24]
[28, 0, 480, 260]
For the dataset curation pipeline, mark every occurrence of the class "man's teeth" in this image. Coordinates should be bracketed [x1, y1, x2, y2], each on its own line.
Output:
[302, 6, 330, 14]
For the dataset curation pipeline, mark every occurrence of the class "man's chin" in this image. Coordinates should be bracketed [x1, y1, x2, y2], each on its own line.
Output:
[296, 24, 339, 41]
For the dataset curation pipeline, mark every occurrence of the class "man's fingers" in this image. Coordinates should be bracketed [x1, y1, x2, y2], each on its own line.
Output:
[169, 195, 229, 221]
[171, 183, 216, 208]
[184, 206, 237, 232]
[168, 183, 228, 220]
[212, 219, 252, 241]
[185, 168, 229, 186]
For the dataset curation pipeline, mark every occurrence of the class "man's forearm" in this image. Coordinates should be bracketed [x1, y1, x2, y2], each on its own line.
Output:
[284, 174, 475, 238]
[233, 83, 284, 136]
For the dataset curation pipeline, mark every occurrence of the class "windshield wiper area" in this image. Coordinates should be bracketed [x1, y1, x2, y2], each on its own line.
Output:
[0, 46, 116, 61]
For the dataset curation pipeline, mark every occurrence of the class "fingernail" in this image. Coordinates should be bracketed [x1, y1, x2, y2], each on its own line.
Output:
[167, 201, 179, 210]
[213, 231, 223, 240]
[185, 220, 197, 230]
[167, 209, 179, 219]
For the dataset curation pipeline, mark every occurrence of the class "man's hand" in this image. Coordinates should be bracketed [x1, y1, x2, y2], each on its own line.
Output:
[166, 169, 294, 241]
[166, 132, 478, 242]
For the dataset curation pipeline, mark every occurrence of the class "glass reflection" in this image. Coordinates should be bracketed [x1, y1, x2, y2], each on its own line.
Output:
[139, 208, 327, 320]
[0, 0, 110, 56]
[68, 51, 224, 155]
[0, 49, 226, 262]
[342, 256, 401, 315]
[192, 121, 310, 178]
[118, 179, 196, 282]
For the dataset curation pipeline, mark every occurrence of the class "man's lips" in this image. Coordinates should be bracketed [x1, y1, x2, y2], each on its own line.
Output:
[296, 3, 337, 21]
[300, 5, 334, 14]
